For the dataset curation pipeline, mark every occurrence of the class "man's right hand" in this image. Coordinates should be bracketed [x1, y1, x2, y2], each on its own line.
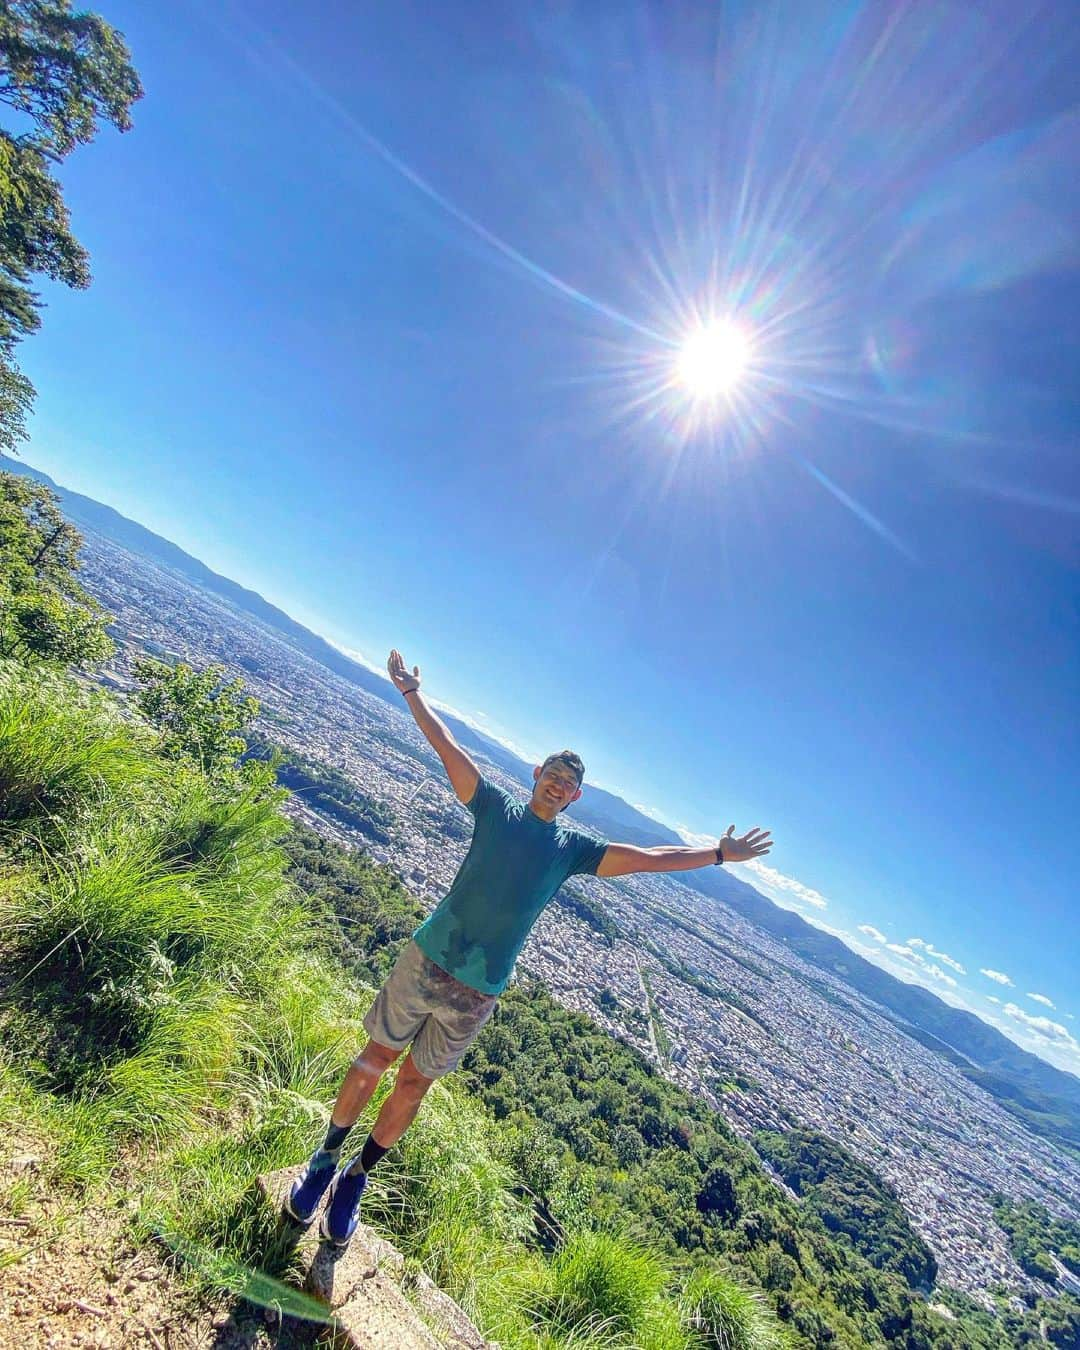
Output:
[389, 648, 479, 804]
[388, 648, 421, 694]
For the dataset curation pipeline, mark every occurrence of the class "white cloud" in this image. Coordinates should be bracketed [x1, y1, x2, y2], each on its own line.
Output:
[980, 969, 1014, 986]
[926, 947, 966, 974]
[882, 944, 962, 989]
[737, 860, 828, 909]
[673, 822, 719, 849]
[1003, 1004, 1080, 1051]
[801, 917, 857, 942]
[856, 945, 973, 1007]
[858, 925, 887, 944]
[977, 1005, 1080, 1076]
[1027, 992, 1056, 1009]
[904, 937, 965, 973]
[820, 937, 1079, 1073]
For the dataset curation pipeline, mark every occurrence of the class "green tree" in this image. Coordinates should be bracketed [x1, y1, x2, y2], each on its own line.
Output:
[0, 0, 142, 447]
[4, 584, 111, 661]
[0, 466, 112, 662]
[0, 356, 32, 452]
[611, 1122, 646, 1168]
[696, 1164, 740, 1223]
[1, 465, 82, 587]
[1041, 1294, 1080, 1349]
[132, 657, 264, 792]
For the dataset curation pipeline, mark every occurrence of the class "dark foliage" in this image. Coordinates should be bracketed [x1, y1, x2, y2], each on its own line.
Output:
[991, 1194, 1080, 1286]
[280, 822, 424, 984]
[754, 1128, 938, 1289]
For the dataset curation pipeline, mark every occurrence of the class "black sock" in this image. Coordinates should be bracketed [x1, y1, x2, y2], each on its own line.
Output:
[312, 1121, 351, 1168]
[346, 1133, 390, 1178]
[324, 1122, 351, 1154]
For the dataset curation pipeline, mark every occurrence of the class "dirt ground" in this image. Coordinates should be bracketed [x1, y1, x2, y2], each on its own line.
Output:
[0, 1132, 314, 1350]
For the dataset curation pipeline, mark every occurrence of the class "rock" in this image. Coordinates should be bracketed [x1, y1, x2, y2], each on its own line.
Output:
[255, 1166, 498, 1350]
[406, 1268, 495, 1350]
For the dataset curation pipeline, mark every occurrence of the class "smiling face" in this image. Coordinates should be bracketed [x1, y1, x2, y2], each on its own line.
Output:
[530, 753, 584, 815]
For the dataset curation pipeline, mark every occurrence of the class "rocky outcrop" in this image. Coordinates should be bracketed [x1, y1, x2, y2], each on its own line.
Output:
[256, 1166, 498, 1350]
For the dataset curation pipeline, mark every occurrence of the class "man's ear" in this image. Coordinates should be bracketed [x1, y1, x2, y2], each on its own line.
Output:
[533, 764, 542, 783]
[571, 786, 582, 804]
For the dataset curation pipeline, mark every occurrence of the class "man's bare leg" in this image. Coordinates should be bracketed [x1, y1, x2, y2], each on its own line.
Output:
[367, 1051, 436, 1148]
[330, 1038, 401, 1129]
[340, 1051, 434, 1178]
[317, 1052, 437, 1242]
[284, 1038, 402, 1224]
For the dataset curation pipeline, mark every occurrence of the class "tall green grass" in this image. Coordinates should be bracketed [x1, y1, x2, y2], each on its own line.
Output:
[8, 779, 305, 989]
[681, 1268, 791, 1350]
[2, 687, 313, 1137]
[0, 662, 154, 832]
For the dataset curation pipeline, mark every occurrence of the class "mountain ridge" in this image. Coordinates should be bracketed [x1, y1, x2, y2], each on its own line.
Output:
[5, 452, 1077, 1145]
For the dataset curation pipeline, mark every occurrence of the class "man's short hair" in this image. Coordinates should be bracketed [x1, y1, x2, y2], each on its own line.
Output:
[541, 750, 585, 786]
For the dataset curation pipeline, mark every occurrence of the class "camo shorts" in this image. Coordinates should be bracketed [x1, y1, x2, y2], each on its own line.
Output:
[361, 939, 498, 1080]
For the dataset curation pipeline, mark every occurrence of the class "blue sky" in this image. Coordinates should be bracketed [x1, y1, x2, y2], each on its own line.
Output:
[17, 1, 1079, 1072]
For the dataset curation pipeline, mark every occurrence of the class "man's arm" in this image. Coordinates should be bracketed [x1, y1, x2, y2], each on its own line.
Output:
[596, 825, 772, 878]
[388, 649, 480, 804]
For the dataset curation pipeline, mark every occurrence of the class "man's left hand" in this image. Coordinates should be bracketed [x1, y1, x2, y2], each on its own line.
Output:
[718, 824, 773, 862]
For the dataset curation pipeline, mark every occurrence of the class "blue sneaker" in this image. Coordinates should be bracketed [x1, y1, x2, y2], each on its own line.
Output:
[283, 1152, 337, 1225]
[320, 1160, 368, 1247]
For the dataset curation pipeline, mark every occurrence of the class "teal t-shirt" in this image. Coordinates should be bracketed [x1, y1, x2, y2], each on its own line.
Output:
[412, 775, 608, 995]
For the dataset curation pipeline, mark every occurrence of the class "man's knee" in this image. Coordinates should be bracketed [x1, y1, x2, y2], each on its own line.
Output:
[394, 1052, 435, 1100]
[354, 1039, 400, 1077]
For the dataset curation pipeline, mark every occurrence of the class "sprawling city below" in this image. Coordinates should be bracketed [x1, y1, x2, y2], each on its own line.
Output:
[80, 528, 1080, 1307]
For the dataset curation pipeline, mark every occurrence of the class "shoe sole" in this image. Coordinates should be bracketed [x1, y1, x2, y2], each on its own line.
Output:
[282, 1194, 316, 1226]
[319, 1170, 362, 1248]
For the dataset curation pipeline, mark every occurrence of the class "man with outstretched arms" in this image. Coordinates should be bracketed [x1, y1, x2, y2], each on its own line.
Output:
[286, 648, 773, 1246]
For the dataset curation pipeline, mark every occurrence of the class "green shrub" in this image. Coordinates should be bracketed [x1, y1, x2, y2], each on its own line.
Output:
[104, 975, 245, 1137]
[544, 1229, 672, 1344]
[0, 669, 317, 1142]
[681, 1268, 790, 1350]
[0, 663, 148, 830]
[6, 777, 306, 997]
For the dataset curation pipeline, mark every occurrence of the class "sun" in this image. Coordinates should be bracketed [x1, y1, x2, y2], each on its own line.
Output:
[676, 318, 752, 400]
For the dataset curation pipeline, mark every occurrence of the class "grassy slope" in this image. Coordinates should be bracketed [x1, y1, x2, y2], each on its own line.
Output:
[0, 661, 789, 1350]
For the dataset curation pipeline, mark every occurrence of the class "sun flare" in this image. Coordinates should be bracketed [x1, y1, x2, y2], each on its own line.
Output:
[676, 319, 752, 400]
